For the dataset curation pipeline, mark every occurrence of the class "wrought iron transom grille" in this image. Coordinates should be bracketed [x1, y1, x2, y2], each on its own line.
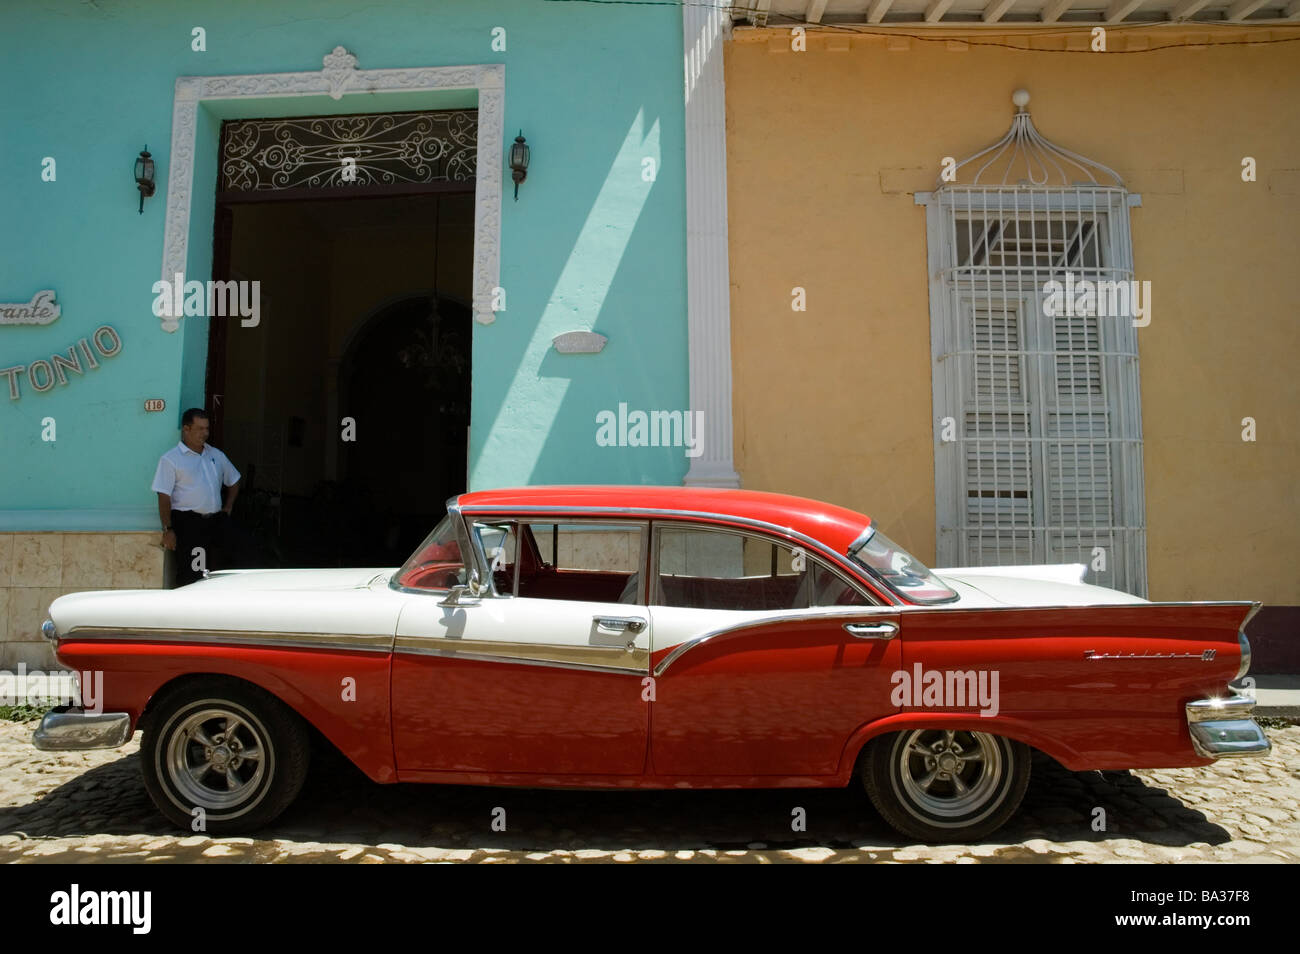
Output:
[923, 93, 1147, 596]
[218, 109, 477, 193]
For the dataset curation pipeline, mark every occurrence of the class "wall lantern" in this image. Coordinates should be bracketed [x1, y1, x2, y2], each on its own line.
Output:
[134, 146, 156, 214]
[509, 131, 529, 201]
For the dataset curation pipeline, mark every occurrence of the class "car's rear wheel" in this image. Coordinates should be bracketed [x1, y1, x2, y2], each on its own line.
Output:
[140, 678, 310, 835]
[861, 728, 1030, 843]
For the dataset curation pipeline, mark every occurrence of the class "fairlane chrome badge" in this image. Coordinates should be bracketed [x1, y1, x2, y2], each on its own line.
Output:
[1083, 649, 1217, 661]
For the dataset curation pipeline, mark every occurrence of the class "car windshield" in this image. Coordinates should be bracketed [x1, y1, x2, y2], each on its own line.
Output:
[847, 526, 958, 604]
[392, 513, 468, 591]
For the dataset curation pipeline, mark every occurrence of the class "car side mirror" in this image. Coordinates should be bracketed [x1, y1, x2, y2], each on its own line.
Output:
[439, 568, 483, 607]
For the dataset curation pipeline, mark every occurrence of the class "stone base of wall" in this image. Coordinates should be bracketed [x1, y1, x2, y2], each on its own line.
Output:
[0, 532, 165, 671]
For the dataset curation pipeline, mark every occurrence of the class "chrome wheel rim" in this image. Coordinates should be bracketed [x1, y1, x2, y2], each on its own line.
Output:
[895, 729, 1004, 823]
[166, 706, 269, 811]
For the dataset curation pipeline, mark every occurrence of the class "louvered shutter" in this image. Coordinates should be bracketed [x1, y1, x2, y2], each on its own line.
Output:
[963, 301, 1034, 566]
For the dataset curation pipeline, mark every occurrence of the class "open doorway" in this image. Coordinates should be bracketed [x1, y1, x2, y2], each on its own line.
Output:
[206, 191, 473, 568]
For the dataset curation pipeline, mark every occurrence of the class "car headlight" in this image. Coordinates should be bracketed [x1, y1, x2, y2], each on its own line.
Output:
[41, 618, 58, 643]
[1236, 630, 1251, 680]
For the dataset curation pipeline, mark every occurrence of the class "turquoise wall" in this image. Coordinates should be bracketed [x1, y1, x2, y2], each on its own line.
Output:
[0, 0, 689, 529]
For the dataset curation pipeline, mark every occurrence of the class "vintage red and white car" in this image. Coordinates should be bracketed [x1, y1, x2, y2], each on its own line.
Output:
[34, 486, 1269, 842]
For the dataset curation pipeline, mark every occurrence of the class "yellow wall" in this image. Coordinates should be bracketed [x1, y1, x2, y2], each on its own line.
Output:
[724, 27, 1300, 604]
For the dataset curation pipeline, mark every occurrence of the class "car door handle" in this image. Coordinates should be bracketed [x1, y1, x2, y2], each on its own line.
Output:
[594, 616, 646, 634]
[844, 621, 898, 640]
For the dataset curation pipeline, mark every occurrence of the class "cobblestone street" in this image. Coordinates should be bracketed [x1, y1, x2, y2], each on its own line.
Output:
[0, 719, 1296, 864]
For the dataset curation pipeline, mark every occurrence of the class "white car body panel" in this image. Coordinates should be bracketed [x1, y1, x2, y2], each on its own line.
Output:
[395, 592, 652, 666]
[932, 564, 1147, 608]
[49, 568, 409, 638]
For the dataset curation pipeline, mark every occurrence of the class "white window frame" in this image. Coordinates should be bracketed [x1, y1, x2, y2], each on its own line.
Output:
[917, 186, 1148, 596]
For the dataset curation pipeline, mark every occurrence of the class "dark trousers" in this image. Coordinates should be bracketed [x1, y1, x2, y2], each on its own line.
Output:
[171, 510, 228, 587]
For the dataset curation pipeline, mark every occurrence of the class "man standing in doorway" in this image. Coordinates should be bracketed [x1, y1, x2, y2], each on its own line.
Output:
[152, 408, 241, 587]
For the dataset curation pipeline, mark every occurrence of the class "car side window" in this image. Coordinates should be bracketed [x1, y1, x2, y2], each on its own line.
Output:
[654, 525, 870, 610]
[473, 521, 518, 594]
[515, 522, 645, 604]
[806, 562, 872, 607]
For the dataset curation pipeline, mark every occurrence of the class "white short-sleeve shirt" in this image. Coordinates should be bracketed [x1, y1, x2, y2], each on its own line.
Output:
[151, 442, 241, 514]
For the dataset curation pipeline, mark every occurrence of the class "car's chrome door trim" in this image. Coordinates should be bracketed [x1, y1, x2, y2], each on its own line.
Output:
[63, 626, 394, 653]
[652, 608, 902, 676]
[393, 634, 649, 674]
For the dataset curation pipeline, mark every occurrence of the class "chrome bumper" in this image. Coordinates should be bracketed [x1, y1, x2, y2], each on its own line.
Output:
[32, 707, 132, 751]
[1186, 696, 1271, 759]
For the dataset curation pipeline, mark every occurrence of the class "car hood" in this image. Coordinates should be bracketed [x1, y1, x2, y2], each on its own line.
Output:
[932, 564, 1148, 607]
[180, 567, 394, 591]
[48, 567, 405, 638]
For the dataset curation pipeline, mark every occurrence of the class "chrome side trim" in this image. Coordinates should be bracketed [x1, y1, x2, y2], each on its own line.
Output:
[653, 609, 900, 677]
[33, 708, 132, 751]
[393, 635, 648, 674]
[1235, 599, 1261, 680]
[1237, 630, 1252, 680]
[1186, 697, 1271, 759]
[389, 582, 469, 599]
[63, 627, 394, 653]
[893, 600, 1262, 616]
[1241, 600, 1263, 629]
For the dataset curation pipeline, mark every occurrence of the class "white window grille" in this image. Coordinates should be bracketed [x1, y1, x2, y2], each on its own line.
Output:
[918, 91, 1147, 596]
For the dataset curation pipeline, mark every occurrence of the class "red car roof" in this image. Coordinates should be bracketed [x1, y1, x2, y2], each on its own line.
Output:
[455, 485, 872, 554]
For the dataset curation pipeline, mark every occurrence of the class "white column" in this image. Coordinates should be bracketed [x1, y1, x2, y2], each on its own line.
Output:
[682, 1, 741, 488]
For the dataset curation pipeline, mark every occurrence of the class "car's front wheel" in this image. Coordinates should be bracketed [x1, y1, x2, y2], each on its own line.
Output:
[140, 678, 310, 835]
[861, 728, 1030, 843]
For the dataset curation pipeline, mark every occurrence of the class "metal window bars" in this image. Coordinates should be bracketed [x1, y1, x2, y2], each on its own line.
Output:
[924, 92, 1147, 596]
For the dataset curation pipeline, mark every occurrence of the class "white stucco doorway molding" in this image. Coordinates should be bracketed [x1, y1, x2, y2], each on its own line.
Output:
[158, 47, 504, 333]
